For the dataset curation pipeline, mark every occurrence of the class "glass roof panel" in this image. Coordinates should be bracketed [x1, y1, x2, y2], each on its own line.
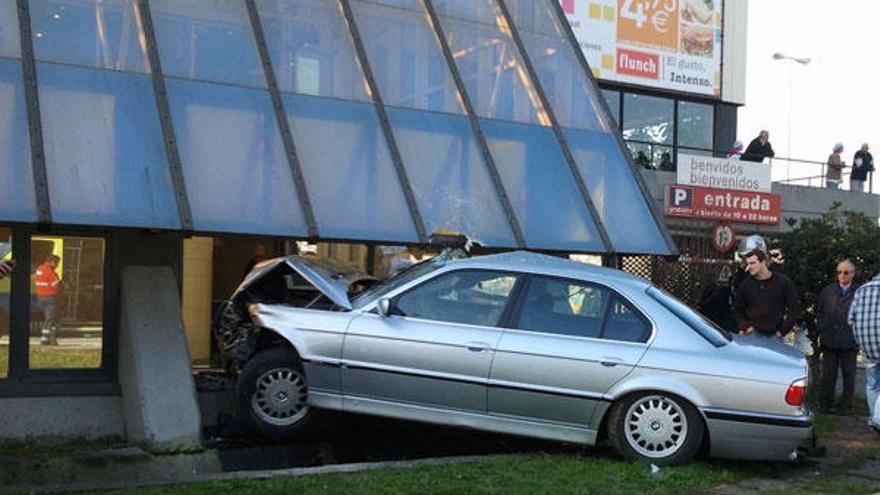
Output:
[30, 0, 150, 72]
[166, 79, 307, 236]
[564, 128, 670, 254]
[0, 1, 21, 58]
[0, 59, 36, 222]
[351, 0, 464, 114]
[284, 92, 418, 242]
[38, 62, 179, 228]
[150, 0, 266, 88]
[502, 0, 608, 131]
[257, 0, 369, 101]
[433, 0, 549, 125]
[386, 105, 516, 246]
[480, 117, 603, 251]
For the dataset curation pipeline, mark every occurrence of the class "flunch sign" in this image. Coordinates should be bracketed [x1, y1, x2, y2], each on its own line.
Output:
[666, 185, 782, 225]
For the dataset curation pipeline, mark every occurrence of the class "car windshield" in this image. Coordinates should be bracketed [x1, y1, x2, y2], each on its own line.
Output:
[351, 249, 460, 309]
[646, 286, 731, 347]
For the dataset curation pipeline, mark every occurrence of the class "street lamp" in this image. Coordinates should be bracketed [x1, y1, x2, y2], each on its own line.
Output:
[772, 52, 811, 181]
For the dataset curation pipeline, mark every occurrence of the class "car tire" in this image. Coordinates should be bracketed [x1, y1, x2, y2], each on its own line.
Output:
[236, 348, 312, 438]
[607, 392, 704, 465]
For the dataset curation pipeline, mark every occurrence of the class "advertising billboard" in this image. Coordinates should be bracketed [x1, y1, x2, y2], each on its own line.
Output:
[561, 0, 723, 97]
[666, 184, 782, 225]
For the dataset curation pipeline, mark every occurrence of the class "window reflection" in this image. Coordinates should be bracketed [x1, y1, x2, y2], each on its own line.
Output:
[0, 228, 10, 378]
[29, 236, 104, 370]
[0, 1, 21, 58]
[677, 101, 714, 150]
[622, 93, 673, 145]
[601, 89, 620, 127]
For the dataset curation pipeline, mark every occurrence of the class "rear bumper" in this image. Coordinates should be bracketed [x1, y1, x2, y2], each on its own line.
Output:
[701, 408, 812, 461]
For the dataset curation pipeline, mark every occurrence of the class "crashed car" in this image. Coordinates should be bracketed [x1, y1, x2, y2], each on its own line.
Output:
[217, 250, 811, 465]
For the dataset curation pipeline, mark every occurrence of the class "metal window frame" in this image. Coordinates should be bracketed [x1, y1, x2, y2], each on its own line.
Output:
[546, 0, 677, 255]
[137, 0, 194, 233]
[493, 0, 613, 254]
[421, 0, 526, 249]
[16, 0, 51, 226]
[245, 0, 319, 239]
[338, 0, 427, 245]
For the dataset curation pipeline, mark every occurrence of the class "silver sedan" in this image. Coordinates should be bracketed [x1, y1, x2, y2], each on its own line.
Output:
[218, 250, 811, 465]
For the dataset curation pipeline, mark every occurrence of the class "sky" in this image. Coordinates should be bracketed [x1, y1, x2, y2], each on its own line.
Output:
[737, 1, 879, 187]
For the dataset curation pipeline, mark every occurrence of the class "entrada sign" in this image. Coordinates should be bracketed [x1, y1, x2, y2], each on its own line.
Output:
[666, 184, 782, 225]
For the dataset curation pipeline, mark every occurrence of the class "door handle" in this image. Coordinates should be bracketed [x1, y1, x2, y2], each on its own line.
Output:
[600, 357, 624, 367]
[465, 341, 491, 352]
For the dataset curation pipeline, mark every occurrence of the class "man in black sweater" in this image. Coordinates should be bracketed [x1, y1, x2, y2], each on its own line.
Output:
[734, 249, 800, 339]
[742, 130, 775, 163]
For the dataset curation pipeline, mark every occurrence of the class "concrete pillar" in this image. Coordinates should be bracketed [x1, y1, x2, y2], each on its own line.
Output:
[119, 266, 201, 453]
[182, 237, 214, 364]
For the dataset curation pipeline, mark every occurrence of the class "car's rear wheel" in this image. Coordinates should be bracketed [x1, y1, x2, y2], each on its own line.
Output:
[608, 392, 703, 465]
[236, 348, 311, 438]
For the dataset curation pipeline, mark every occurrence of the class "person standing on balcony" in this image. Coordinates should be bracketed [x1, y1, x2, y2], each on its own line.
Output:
[826, 143, 845, 189]
[34, 255, 62, 346]
[727, 140, 744, 160]
[742, 130, 775, 163]
[851, 143, 874, 193]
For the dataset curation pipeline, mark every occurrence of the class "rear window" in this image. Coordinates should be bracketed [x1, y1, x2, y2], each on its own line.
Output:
[646, 287, 731, 347]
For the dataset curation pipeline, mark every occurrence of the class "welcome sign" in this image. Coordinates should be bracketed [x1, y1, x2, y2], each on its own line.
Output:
[676, 154, 772, 193]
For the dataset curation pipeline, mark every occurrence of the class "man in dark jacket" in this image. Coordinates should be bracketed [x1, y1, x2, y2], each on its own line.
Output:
[734, 249, 800, 339]
[851, 143, 874, 193]
[818, 260, 860, 414]
[742, 130, 775, 163]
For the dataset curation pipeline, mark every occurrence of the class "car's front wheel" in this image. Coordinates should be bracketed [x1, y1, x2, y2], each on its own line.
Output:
[608, 392, 703, 465]
[236, 348, 312, 438]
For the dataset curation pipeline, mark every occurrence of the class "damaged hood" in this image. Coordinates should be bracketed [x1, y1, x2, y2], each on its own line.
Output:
[232, 255, 376, 310]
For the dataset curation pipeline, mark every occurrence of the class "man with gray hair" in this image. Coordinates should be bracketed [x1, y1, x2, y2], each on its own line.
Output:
[848, 271, 880, 431]
[851, 143, 874, 193]
[818, 259, 859, 415]
[742, 130, 775, 163]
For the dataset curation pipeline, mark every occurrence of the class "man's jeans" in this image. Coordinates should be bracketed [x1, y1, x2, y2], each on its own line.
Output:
[826, 179, 841, 189]
[852, 179, 866, 192]
[866, 360, 880, 426]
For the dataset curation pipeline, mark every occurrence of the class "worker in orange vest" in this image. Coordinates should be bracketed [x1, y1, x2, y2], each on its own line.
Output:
[35, 255, 62, 346]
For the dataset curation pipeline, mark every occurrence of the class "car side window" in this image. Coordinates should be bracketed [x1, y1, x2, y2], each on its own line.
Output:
[514, 277, 608, 338]
[393, 270, 517, 327]
[602, 296, 651, 343]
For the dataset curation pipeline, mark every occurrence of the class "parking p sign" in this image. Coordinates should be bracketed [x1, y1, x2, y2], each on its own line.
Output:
[669, 186, 693, 208]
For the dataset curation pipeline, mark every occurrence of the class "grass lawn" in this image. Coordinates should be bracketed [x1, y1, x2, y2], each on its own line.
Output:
[84, 453, 785, 495]
[0, 344, 101, 375]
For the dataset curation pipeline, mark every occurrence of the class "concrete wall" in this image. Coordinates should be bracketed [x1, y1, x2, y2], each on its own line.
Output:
[640, 169, 880, 236]
[0, 396, 124, 441]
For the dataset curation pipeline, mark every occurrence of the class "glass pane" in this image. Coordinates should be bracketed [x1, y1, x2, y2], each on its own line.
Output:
[602, 89, 619, 126]
[257, 0, 368, 101]
[30, 236, 104, 369]
[395, 270, 516, 326]
[166, 79, 307, 236]
[626, 141, 673, 172]
[38, 62, 180, 229]
[0, 228, 10, 378]
[678, 101, 714, 150]
[30, 0, 149, 72]
[603, 296, 650, 343]
[623, 93, 673, 145]
[434, 0, 549, 124]
[0, 59, 37, 222]
[564, 128, 670, 254]
[0, 0, 21, 58]
[502, 0, 608, 132]
[351, 0, 463, 114]
[386, 106, 516, 247]
[480, 118, 603, 251]
[284, 93, 417, 242]
[516, 276, 608, 337]
[150, 0, 266, 88]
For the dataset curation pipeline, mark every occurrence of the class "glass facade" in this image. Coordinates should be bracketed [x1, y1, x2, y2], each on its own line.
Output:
[0, 0, 672, 255]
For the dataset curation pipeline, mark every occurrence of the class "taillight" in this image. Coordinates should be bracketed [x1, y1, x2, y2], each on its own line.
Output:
[785, 378, 807, 406]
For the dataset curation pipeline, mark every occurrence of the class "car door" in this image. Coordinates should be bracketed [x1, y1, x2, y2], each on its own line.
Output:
[489, 275, 652, 429]
[342, 269, 520, 413]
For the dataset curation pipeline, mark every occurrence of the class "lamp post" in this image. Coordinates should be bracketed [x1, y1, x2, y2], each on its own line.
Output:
[772, 53, 811, 181]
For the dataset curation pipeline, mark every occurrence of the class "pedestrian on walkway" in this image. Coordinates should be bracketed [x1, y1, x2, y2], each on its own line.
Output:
[734, 248, 801, 340]
[851, 143, 874, 193]
[818, 260, 859, 415]
[826, 143, 845, 189]
[34, 254, 62, 346]
[742, 130, 775, 163]
[848, 272, 880, 432]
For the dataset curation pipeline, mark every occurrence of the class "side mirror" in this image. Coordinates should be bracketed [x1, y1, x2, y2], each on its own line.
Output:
[377, 298, 392, 317]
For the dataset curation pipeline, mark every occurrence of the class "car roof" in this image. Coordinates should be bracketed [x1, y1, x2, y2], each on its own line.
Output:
[446, 251, 652, 290]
